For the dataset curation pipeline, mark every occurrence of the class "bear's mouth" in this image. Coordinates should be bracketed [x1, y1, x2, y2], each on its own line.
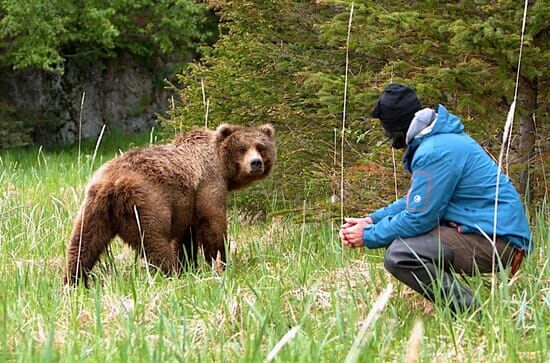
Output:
[248, 167, 264, 176]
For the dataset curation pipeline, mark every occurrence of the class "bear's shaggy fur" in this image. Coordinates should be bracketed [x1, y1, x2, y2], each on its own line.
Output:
[64, 123, 276, 286]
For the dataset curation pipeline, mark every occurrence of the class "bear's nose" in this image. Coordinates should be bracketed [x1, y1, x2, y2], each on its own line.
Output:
[250, 158, 263, 171]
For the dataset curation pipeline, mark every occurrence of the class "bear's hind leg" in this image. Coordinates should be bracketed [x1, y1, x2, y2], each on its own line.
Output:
[138, 233, 179, 276]
[119, 206, 178, 276]
[65, 198, 115, 287]
[113, 182, 178, 277]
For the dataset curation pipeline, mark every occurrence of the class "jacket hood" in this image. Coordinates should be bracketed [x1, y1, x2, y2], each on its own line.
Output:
[404, 104, 465, 172]
[408, 105, 464, 145]
[432, 104, 464, 135]
[406, 108, 436, 144]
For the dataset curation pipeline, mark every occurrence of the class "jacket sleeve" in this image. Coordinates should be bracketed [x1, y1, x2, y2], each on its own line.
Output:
[368, 197, 406, 223]
[362, 151, 461, 248]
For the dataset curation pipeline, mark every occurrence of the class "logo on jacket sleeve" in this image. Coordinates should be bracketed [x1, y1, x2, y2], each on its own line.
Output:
[406, 170, 432, 213]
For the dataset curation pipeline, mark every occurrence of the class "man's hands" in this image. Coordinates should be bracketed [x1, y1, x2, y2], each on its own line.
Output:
[339, 217, 373, 248]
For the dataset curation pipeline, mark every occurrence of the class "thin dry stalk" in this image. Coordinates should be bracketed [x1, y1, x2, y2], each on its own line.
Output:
[37, 145, 46, 168]
[169, 95, 178, 133]
[475, 224, 504, 299]
[344, 283, 393, 363]
[201, 78, 206, 107]
[493, 101, 512, 274]
[493, 0, 529, 273]
[504, 118, 514, 176]
[133, 205, 153, 282]
[404, 319, 424, 363]
[265, 326, 300, 362]
[149, 126, 155, 146]
[215, 251, 224, 274]
[340, 2, 354, 222]
[78, 92, 86, 167]
[171, 96, 175, 117]
[201, 79, 209, 129]
[391, 147, 398, 201]
[331, 128, 338, 240]
[332, 128, 338, 204]
[482, 146, 498, 164]
[90, 124, 106, 174]
[505, 0, 529, 171]
[74, 200, 87, 288]
[299, 200, 307, 259]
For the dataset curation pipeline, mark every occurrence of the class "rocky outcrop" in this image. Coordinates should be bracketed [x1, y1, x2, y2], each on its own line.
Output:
[0, 52, 171, 146]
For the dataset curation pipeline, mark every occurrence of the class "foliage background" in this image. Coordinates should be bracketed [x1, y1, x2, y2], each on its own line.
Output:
[0, 0, 217, 148]
[0, 0, 547, 213]
[0, 0, 215, 72]
[166, 0, 549, 216]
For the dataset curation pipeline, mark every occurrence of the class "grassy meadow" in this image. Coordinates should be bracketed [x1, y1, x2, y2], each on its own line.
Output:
[0, 131, 548, 362]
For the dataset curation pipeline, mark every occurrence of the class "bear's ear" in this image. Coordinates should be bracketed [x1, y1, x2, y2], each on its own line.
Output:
[258, 124, 275, 138]
[215, 123, 239, 142]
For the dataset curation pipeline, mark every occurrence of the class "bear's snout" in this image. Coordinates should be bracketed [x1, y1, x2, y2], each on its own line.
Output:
[243, 148, 264, 174]
[250, 158, 263, 172]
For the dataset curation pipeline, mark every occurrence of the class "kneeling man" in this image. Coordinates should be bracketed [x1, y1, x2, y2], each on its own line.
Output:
[339, 83, 531, 314]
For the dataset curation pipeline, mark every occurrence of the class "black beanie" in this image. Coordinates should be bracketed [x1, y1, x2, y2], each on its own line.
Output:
[371, 83, 422, 132]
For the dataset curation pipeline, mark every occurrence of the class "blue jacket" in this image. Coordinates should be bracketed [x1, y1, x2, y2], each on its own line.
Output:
[363, 105, 532, 252]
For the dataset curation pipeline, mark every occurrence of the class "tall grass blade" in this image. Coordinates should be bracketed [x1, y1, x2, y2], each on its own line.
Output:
[90, 124, 106, 174]
[404, 319, 424, 363]
[201, 78, 209, 129]
[495, 0, 529, 244]
[340, 2, 354, 222]
[133, 205, 153, 283]
[392, 147, 398, 201]
[344, 283, 393, 363]
[78, 92, 86, 167]
[265, 326, 300, 362]
[74, 201, 87, 288]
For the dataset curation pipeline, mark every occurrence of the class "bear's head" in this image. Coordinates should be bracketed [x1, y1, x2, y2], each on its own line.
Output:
[215, 123, 276, 191]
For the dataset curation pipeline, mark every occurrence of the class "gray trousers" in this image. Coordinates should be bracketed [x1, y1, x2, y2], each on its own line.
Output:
[383, 226, 516, 313]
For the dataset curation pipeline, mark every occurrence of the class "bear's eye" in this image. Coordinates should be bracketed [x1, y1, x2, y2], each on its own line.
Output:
[256, 144, 265, 153]
[239, 146, 248, 154]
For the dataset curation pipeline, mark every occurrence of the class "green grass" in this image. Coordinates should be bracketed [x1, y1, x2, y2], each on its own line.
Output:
[0, 131, 548, 362]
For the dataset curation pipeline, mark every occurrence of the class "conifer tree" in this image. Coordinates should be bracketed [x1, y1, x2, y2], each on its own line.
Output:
[170, 0, 549, 206]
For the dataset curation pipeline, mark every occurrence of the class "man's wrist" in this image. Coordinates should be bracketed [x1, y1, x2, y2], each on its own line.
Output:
[362, 223, 373, 247]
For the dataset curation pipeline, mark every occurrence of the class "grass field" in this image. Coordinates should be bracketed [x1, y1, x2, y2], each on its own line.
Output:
[0, 131, 548, 362]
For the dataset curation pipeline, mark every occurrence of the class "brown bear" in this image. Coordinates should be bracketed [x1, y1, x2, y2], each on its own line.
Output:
[64, 123, 276, 286]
